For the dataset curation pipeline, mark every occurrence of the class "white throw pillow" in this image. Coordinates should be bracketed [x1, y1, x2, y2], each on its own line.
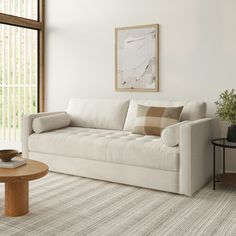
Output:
[33, 113, 71, 133]
[161, 121, 189, 147]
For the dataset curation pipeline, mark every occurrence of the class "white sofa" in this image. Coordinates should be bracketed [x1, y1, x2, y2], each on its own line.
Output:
[22, 99, 213, 196]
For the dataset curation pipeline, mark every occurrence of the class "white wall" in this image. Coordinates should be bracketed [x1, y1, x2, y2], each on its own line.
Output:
[46, 0, 236, 169]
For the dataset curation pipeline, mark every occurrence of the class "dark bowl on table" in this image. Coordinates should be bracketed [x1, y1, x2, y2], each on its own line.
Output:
[0, 149, 19, 162]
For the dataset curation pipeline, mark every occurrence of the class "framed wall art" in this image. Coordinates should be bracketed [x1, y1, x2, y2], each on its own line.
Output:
[115, 24, 159, 92]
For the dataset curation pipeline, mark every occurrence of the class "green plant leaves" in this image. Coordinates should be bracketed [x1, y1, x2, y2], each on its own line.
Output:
[215, 89, 236, 124]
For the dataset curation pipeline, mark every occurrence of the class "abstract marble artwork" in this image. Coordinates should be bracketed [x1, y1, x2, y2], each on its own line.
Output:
[115, 24, 159, 92]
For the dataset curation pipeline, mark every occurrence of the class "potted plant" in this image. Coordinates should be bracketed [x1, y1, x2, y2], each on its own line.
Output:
[215, 89, 236, 142]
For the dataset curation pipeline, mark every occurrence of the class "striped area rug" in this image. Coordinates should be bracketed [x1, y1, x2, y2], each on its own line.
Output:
[0, 172, 236, 236]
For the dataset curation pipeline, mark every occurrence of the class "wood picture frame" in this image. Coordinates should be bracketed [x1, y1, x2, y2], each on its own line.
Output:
[115, 24, 159, 92]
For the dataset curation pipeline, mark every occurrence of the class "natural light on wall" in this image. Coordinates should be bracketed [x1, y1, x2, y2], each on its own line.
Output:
[0, 0, 38, 149]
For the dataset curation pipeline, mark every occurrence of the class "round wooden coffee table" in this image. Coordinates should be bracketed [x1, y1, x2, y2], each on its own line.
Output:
[0, 158, 48, 217]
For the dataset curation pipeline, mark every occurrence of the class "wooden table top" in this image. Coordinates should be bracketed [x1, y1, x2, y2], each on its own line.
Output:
[0, 158, 48, 182]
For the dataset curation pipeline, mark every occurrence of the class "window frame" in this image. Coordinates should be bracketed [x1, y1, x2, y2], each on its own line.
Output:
[0, 0, 45, 112]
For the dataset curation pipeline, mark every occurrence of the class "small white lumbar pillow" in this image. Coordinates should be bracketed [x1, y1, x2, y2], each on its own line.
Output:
[33, 113, 71, 133]
[161, 121, 189, 147]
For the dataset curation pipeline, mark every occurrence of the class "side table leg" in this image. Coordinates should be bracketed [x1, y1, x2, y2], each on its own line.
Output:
[223, 146, 225, 174]
[5, 180, 29, 217]
[213, 145, 216, 190]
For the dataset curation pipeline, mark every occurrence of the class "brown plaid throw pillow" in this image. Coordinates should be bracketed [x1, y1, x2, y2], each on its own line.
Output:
[132, 105, 183, 136]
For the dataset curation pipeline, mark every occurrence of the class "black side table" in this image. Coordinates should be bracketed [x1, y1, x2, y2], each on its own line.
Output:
[212, 138, 236, 190]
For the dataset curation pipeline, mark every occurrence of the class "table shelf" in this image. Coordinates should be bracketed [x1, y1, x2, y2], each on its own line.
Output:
[216, 173, 236, 187]
[212, 138, 236, 190]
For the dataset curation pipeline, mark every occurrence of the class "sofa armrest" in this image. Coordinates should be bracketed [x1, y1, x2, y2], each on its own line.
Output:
[179, 118, 214, 196]
[22, 111, 65, 158]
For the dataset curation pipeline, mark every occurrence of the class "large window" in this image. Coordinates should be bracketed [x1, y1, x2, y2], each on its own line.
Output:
[0, 0, 44, 149]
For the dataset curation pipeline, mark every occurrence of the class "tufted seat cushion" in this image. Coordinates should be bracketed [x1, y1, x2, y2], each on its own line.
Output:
[29, 127, 179, 171]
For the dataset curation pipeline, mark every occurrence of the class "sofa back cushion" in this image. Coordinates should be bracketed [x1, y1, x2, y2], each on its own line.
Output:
[67, 99, 130, 130]
[124, 100, 207, 131]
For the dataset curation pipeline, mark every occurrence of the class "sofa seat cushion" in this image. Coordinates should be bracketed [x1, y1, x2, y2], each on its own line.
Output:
[28, 127, 180, 171]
